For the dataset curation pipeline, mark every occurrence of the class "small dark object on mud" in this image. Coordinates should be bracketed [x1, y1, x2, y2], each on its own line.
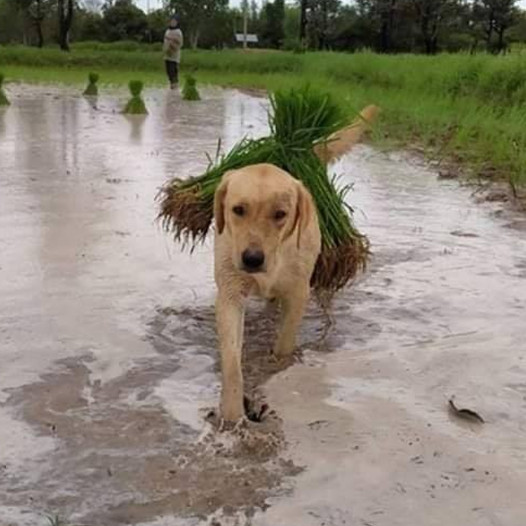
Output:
[308, 419, 329, 430]
[182, 75, 201, 101]
[123, 80, 148, 115]
[450, 230, 479, 238]
[448, 398, 485, 424]
[83, 72, 99, 96]
[484, 189, 509, 203]
[0, 73, 9, 106]
[438, 168, 459, 180]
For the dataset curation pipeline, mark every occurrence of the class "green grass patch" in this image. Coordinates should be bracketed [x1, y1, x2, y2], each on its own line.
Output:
[1, 45, 526, 186]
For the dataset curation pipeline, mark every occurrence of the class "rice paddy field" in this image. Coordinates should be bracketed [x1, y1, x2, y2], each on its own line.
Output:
[2, 43, 526, 188]
[2, 46, 526, 526]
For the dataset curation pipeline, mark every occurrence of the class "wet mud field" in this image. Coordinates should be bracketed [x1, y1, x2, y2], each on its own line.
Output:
[1, 85, 526, 526]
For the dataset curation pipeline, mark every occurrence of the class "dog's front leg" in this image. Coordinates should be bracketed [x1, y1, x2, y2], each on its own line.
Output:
[216, 292, 245, 423]
[273, 287, 309, 360]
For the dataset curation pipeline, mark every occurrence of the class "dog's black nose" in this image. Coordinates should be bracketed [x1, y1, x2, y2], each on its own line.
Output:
[242, 248, 265, 271]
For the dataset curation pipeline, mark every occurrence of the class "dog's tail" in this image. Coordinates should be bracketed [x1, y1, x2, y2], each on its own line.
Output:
[313, 105, 380, 165]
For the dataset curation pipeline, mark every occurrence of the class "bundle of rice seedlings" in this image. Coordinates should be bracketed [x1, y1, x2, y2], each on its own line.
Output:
[182, 75, 201, 101]
[159, 85, 374, 295]
[0, 73, 9, 106]
[83, 72, 99, 96]
[123, 80, 148, 114]
[266, 88, 370, 292]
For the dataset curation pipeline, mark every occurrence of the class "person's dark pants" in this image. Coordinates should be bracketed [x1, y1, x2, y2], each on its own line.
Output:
[165, 60, 179, 85]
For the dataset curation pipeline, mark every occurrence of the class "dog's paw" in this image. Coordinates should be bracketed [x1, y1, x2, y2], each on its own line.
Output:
[269, 348, 298, 366]
[205, 408, 254, 431]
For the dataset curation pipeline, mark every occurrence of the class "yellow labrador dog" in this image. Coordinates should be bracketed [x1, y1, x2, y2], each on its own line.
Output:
[214, 163, 321, 422]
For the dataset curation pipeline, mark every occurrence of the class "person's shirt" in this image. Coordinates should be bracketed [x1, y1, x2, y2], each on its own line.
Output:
[163, 28, 183, 62]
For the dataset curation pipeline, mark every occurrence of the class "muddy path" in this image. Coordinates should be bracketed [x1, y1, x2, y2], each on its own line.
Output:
[1, 85, 526, 526]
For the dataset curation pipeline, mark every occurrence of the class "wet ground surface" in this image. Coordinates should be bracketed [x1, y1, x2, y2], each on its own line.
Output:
[1, 85, 526, 526]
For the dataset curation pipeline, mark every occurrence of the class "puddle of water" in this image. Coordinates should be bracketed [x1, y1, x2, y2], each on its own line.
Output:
[1, 85, 526, 526]
[1, 85, 284, 525]
[258, 147, 526, 526]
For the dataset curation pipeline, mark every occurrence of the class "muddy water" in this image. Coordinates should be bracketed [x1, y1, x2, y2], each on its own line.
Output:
[1, 86, 525, 526]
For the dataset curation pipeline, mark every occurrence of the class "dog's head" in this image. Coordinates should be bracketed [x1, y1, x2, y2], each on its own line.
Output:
[214, 163, 314, 275]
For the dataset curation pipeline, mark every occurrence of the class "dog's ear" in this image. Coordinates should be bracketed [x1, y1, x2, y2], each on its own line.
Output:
[287, 181, 314, 249]
[214, 172, 232, 235]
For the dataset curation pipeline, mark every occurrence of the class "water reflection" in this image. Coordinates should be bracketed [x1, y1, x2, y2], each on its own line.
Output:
[125, 114, 146, 143]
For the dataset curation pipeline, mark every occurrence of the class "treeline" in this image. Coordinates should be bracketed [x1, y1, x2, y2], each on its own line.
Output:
[0, 0, 525, 53]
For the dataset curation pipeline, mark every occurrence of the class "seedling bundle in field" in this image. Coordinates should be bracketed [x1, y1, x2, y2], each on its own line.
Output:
[0, 73, 9, 106]
[83, 72, 99, 96]
[123, 80, 147, 114]
[182, 75, 201, 101]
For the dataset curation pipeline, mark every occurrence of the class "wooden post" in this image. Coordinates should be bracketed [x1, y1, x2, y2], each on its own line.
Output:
[243, 8, 248, 50]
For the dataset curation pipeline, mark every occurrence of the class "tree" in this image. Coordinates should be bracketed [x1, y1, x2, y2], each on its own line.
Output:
[250, 0, 258, 22]
[58, 0, 74, 50]
[168, 0, 228, 49]
[199, 5, 234, 48]
[299, 0, 308, 42]
[509, 9, 526, 43]
[28, 0, 51, 47]
[474, 0, 518, 52]
[261, 0, 285, 48]
[9, 0, 51, 47]
[305, 0, 341, 49]
[102, 0, 148, 41]
[377, 0, 398, 52]
[411, 0, 461, 54]
[146, 8, 168, 42]
[0, 0, 25, 44]
[77, 8, 105, 40]
[283, 3, 301, 47]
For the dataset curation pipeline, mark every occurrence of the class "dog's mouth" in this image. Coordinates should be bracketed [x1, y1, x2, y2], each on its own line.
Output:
[241, 265, 266, 274]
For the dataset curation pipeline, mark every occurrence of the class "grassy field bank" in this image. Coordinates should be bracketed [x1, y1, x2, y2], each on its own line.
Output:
[2, 44, 526, 187]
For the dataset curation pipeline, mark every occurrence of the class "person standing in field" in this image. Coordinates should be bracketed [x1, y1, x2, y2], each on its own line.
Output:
[163, 15, 183, 89]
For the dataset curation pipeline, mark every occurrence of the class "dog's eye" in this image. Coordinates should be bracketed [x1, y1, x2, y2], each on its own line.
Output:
[233, 206, 245, 217]
[274, 210, 287, 220]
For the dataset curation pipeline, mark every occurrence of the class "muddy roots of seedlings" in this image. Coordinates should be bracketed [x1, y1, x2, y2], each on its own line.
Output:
[311, 238, 369, 294]
[158, 183, 213, 248]
[83, 72, 99, 97]
[0, 73, 9, 106]
[123, 80, 148, 115]
[182, 75, 201, 101]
